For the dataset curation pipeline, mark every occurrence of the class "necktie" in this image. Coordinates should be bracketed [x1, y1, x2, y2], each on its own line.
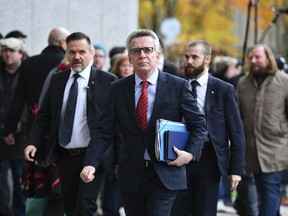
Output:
[191, 80, 199, 99]
[137, 81, 149, 132]
[60, 73, 80, 145]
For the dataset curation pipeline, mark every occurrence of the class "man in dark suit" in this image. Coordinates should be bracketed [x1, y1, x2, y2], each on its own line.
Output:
[24, 32, 119, 216]
[80, 29, 207, 216]
[171, 40, 246, 215]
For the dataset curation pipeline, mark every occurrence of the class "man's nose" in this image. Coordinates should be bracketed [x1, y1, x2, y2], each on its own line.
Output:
[139, 50, 146, 57]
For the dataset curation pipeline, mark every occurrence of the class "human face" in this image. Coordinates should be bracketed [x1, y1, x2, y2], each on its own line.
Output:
[67, 39, 93, 73]
[1, 48, 23, 68]
[119, 59, 134, 78]
[128, 36, 160, 79]
[93, 49, 105, 69]
[184, 45, 210, 79]
[248, 46, 269, 74]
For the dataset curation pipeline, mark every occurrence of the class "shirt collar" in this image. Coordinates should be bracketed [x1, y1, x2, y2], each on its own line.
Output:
[70, 66, 91, 80]
[135, 69, 159, 86]
[189, 68, 209, 86]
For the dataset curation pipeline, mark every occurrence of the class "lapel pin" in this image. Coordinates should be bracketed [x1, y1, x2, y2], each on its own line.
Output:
[211, 91, 214, 94]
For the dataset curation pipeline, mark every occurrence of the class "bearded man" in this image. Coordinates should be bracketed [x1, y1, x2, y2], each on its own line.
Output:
[171, 40, 246, 216]
[236, 44, 288, 216]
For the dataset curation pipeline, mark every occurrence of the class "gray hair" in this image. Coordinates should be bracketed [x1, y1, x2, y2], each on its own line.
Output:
[126, 29, 160, 54]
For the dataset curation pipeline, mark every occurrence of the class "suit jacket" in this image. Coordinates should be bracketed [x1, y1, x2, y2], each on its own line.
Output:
[27, 66, 119, 169]
[84, 71, 207, 193]
[204, 75, 245, 178]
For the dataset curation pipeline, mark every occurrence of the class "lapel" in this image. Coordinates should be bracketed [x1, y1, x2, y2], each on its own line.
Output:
[204, 74, 216, 117]
[124, 75, 141, 130]
[56, 70, 70, 119]
[86, 66, 98, 105]
[147, 71, 166, 131]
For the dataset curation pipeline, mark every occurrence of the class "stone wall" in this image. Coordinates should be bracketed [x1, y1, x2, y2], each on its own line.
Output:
[0, 0, 138, 67]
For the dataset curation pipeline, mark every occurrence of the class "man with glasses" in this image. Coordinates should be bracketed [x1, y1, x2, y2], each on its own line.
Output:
[80, 29, 207, 215]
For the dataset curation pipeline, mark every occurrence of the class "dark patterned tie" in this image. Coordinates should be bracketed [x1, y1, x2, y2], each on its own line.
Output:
[191, 80, 199, 99]
[137, 81, 149, 132]
[60, 73, 80, 145]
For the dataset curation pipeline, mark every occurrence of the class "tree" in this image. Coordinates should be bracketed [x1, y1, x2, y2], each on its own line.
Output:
[139, 0, 288, 60]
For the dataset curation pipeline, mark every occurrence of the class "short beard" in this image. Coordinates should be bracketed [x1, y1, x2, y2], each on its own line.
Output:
[184, 61, 205, 79]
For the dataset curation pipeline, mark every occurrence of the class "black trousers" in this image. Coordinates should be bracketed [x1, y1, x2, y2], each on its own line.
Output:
[57, 149, 105, 216]
[171, 144, 221, 216]
[121, 164, 177, 216]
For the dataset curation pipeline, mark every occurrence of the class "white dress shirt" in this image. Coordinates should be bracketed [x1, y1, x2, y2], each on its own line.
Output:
[188, 69, 209, 114]
[135, 69, 159, 122]
[60, 66, 91, 149]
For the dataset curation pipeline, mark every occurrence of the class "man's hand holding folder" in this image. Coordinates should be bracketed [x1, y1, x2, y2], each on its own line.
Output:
[167, 146, 193, 166]
[155, 119, 195, 165]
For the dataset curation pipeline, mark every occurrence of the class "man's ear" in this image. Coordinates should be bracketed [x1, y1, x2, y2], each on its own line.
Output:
[205, 55, 211, 64]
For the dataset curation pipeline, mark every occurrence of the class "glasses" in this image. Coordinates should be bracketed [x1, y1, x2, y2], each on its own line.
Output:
[130, 47, 154, 55]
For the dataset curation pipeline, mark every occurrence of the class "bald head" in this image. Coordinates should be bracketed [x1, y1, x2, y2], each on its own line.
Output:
[48, 27, 70, 49]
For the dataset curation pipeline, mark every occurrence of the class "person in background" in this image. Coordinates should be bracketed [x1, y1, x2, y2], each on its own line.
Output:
[80, 29, 207, 216]
[158, 38, 179, 76]
[108, 46, 126, 71]
[3, 27, 70, 216]
[171, 40, 245, 216]
[111, 54, 134, 79]
[93, 44, 106, 70]
[237, 44, 288, 216]
[24, 32, 119, 216]
[0, 38, 26, 216]
[5, 30, 27, 44]
[5, 30, 29, 60]
[211, 55, 244, 212]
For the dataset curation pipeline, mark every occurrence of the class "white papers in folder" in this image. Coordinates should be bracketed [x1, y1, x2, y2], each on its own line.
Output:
[155, 119, 188, 161]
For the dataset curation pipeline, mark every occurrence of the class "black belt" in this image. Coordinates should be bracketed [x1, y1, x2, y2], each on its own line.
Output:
[60, 147, 87, 156]
[144, 160, 153, 168]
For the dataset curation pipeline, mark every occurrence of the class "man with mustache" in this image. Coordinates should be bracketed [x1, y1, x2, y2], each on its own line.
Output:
[236, 44, 288, 215]
[24, 32, 119, 216]
[171, 40, 246, 216]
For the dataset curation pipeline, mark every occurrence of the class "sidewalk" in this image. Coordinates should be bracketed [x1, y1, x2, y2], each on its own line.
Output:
[217, 205, 288, 216]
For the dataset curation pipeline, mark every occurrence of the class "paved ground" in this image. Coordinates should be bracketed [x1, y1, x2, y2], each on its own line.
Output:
[117, 205, 288, 216]
[217, 205, 288, 216]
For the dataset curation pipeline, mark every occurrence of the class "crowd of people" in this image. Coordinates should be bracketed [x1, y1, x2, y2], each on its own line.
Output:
[0, 27, 287, 216]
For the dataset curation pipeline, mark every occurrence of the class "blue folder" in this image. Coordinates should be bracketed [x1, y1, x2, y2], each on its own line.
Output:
[164, 130, 190, 160]
[155, 119, 190, 161]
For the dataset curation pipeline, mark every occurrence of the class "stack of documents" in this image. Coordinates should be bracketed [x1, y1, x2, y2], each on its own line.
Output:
[155, 119, 190, 161]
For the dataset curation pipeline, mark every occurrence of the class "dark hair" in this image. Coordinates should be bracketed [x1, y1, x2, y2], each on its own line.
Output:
[66, 32, 91, 45]
[109, 46, 126, 59]
[5, 30, 27, 39]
